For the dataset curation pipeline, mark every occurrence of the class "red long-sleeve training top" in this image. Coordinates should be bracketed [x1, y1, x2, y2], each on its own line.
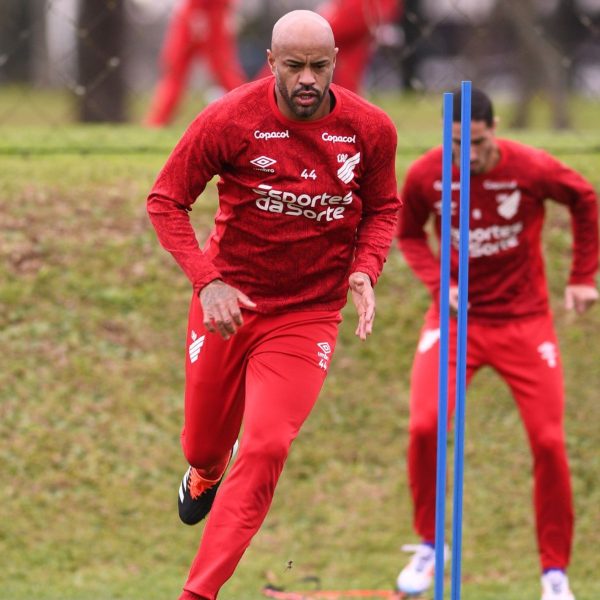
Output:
[148, 78, 400, 313]
[398, 138, 598, 322]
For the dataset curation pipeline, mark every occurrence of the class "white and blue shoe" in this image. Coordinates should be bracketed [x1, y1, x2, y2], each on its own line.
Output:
[541, 570, 575, 600]
[396, 542, 449, 596]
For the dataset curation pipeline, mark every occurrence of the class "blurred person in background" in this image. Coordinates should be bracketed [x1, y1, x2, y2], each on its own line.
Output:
[395, 87, 598, 600]
[147, 9, 400, 599]
[144, 0, 246, 127]
[253, 0, 402, 94]
[319, 0, 401, 93]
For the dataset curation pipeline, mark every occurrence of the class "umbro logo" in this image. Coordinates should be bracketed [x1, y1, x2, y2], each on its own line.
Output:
[317, 342, 332, 354]
[316, 341, 332, 370]
[250, 156, 277, 168]
[337, 152, 360, 183]
[189, 331, 206, 363]
[250, 156, 277, 173]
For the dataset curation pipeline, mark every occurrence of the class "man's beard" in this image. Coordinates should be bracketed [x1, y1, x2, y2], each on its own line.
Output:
[276, 76, 329, 119]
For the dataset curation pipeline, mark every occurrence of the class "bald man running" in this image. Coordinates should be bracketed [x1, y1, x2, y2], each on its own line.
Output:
[147, 10, 400, 600]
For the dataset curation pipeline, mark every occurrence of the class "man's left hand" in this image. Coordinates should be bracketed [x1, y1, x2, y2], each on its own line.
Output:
[564, 284, 599, 314]
[349, 271, 375, 341]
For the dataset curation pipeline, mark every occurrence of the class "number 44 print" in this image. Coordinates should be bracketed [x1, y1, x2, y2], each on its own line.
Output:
[301, 168, 317, 180]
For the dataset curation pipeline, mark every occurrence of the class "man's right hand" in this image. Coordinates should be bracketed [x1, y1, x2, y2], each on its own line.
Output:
[199, 279, 256, 339]
[564, 284, 599, 315]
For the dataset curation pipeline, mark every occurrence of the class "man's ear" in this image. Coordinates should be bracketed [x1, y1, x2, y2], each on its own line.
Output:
[266, 49, 276, 75]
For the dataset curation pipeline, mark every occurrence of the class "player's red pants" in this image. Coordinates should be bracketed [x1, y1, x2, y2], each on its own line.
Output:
[407, 307, 573, 570]
[145, 0, 245, 126]
[180, 293, 341, 599]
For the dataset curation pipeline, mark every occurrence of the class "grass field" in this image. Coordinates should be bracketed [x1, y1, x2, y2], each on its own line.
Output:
[1, 92, 599, 600]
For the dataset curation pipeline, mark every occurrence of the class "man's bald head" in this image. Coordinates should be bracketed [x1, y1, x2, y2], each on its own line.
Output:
[271, 10, 335, 54]
[267, 10, 337, 121]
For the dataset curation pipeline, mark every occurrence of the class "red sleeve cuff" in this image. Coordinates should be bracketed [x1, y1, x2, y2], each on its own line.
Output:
[568, 275, 597, 287]
[192, 269, 223, 293]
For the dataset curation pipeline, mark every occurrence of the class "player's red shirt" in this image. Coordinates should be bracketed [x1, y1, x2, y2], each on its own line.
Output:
[148, 78, 399, 313]
[398, 138, 598, 322]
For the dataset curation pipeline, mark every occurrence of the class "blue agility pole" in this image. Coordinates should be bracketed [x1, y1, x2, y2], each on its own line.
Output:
[433, 91, 454, 600]
[450, 80, 472, 600]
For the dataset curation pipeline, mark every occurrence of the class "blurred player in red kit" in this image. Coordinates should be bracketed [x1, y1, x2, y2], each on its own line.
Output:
[147, 10, 400, 599]
[144, 0, 246, 127]
[396, 88, 598, 600]
[319, 0, 401, 92]
[253, 0, 401, 94]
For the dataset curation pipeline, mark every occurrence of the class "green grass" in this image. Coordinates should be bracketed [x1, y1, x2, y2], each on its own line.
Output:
[1, 92, 599, 600]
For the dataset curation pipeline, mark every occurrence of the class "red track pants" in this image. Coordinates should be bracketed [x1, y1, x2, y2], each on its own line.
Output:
[407, 307, 573, 570]
[180, 293, 341, 599]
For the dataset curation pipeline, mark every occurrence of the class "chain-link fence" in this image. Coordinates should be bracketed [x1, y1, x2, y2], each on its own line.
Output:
[1, 0, 599, 124]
